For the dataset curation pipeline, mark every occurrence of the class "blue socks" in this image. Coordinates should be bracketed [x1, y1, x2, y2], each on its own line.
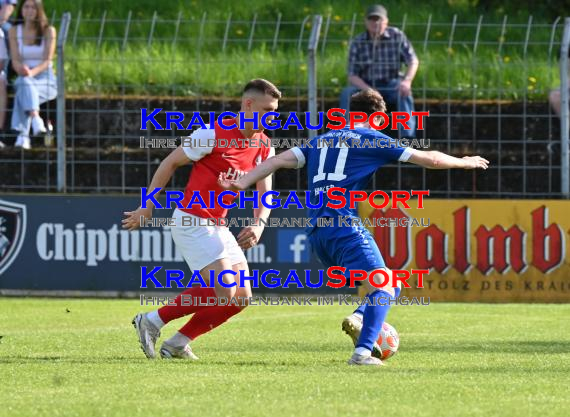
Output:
[353, 287, 401, 316]
[353, 303, 366, 317]
[355, 287, 401, 351]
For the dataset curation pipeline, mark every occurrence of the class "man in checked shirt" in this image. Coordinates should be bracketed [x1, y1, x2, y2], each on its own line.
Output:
[340, 4, 419, 139]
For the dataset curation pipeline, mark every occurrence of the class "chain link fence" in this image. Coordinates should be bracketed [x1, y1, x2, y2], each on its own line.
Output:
[1, 12, 569, 198]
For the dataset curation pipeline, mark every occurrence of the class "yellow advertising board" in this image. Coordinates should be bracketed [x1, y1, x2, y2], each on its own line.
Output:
[359, 199, 570, 302]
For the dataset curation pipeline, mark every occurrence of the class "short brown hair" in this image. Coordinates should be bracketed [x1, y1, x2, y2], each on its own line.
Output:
[243, 78, 282, 99]
[350, 89, 386, 115]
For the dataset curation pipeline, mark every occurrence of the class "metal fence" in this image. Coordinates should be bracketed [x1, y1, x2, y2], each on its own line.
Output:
[1, 12, 570, 198]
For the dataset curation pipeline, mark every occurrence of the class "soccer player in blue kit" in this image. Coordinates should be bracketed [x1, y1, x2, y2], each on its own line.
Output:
[219, 89, 489, 366]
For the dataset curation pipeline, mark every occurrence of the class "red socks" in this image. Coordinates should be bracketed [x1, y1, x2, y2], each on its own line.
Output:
[179, 305, 242, 340]
[157, 286, 244, 340]
[157, 287, 216, 323]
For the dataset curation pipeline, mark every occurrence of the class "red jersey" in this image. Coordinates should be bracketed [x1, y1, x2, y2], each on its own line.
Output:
[180, 118, 273, 219]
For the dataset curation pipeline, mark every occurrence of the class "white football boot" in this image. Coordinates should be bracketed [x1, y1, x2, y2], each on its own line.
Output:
[347, 353, 384, 366]
[159, 341, 199, 360]
[132, 313, 161, 359]
[342, 313, 383, 359]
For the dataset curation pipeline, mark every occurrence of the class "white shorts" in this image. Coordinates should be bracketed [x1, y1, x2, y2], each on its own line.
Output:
[170, 209, 247, 271]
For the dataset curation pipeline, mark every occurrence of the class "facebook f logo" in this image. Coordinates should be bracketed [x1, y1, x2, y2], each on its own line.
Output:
[278, 230, 310, 263]
[290, 234, 307, 263]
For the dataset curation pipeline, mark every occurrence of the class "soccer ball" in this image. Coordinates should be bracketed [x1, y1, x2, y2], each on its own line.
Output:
[377, 322, 399, 360]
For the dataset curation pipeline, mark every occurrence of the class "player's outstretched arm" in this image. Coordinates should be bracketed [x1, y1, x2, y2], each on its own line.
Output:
[407, 150, 489, 170]
[122, 146, 191, 230]
[236, 168, 273, 250]
[218, 149, 300, 190]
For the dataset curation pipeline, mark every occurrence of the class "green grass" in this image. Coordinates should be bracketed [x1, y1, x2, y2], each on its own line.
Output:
[1, 298, 569, 417]
[63, 43, 559, 100]
[40, 0, 567, 99]
[46, 0, 565, 26]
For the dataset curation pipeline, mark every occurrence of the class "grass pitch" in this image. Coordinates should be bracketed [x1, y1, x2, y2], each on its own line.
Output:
[0, 298, 569, 417]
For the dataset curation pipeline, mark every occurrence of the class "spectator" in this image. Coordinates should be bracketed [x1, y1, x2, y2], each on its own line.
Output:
[0, 0, 16, 34]
[9, 0, 56, 149]
[0, 0, 16, 145]
[340, 4, 419, 138]
[0, 30, 7, 147]
[549, 47, 570, 119]
[549, 88, 564, 118]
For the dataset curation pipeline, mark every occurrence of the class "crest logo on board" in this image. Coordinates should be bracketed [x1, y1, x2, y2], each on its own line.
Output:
[0, 200, 27, 275]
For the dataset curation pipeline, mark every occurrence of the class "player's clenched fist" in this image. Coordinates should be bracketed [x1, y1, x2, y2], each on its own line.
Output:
[237, 224, 264, 250]
[122, 206, 153, 230]
[462, 156, 489, 170]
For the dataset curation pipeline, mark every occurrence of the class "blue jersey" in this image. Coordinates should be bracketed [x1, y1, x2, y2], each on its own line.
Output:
[291, 127, 413, 227]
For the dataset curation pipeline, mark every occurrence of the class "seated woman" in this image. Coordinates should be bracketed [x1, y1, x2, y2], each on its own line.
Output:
[9, 0, 56, 149]
[0, 30, 8, 148]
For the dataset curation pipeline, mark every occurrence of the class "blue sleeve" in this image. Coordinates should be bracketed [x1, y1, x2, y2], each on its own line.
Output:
[365, 132, 409, 163]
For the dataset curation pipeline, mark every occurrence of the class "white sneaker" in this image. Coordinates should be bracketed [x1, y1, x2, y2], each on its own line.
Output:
[132, 313, 161, 359]
[347, 353, 384, 366]
[14, 134, 31, 150]
[342, 313, 383, 359]
[31, 116, 47, 136]
[159, 341, 199, 360]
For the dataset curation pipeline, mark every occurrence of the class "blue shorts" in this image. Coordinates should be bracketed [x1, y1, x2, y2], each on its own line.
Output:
[308, 217, 386, 275]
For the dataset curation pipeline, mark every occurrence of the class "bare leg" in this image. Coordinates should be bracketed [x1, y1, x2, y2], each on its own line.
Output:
[549, 89, 561, 117]
[0, 79, 6, 130]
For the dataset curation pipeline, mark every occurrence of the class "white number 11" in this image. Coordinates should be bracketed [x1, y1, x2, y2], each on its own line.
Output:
[312, 143, 349, 183]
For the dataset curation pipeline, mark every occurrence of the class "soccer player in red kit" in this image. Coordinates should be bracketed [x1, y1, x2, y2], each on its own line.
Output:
[122, 79, 281, 359]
